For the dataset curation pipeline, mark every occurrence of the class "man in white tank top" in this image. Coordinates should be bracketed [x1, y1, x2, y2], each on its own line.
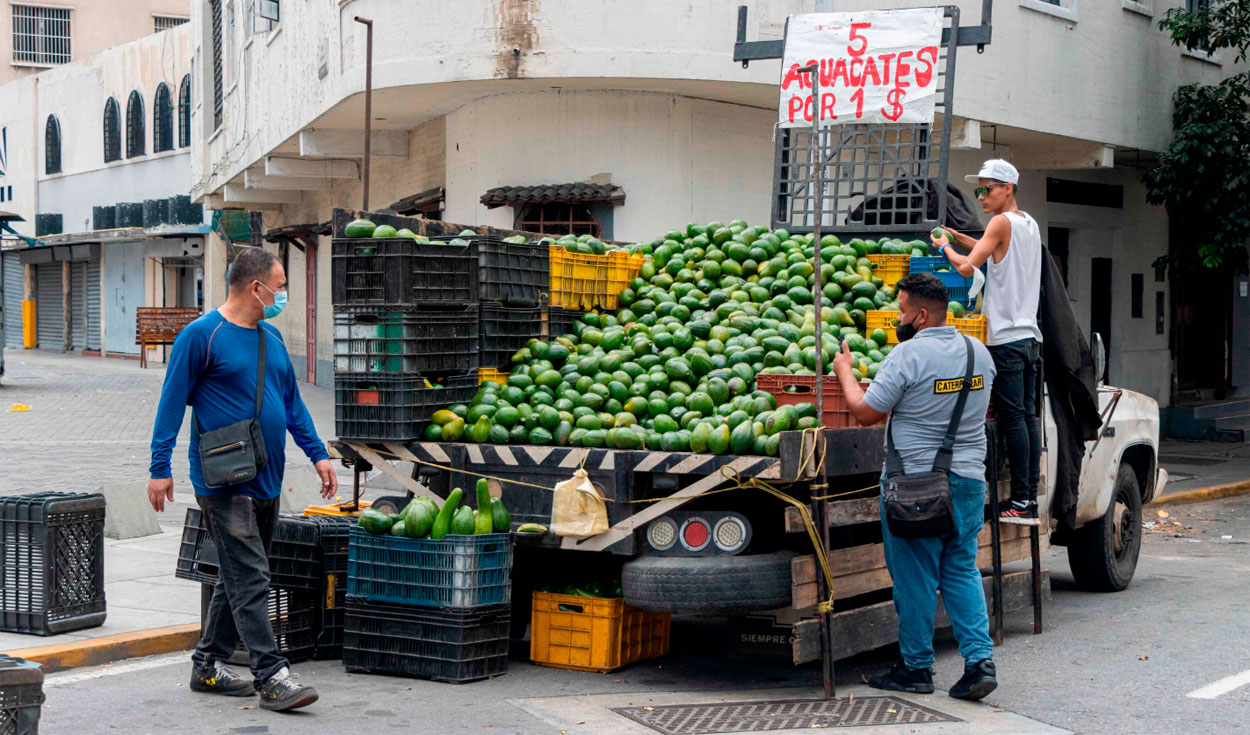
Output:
[930, 159, 1043, 521]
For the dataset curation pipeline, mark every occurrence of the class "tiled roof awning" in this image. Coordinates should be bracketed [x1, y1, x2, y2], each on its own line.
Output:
[480, 182, 626, 209]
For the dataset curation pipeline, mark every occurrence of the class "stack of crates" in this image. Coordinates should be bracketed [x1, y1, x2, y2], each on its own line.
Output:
[177, 509, 353, 663]
[343, 524, 514, 683]
[0, 493, 107, 636]
[430, 234, 549, 373]
[332, 233, 480, 442]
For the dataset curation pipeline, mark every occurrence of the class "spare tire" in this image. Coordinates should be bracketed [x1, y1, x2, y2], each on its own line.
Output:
[622, 551, 795, 614]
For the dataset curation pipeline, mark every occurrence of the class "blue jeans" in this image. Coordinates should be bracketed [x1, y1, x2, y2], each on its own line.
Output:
[880, 472, 994, 670]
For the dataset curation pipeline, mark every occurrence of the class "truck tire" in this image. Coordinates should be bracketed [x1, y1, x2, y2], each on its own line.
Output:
[1066, 463, 1142, 592]
[622, 551, 795, 614]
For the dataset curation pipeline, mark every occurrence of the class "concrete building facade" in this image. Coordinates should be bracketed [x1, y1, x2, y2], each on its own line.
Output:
[166, 0, 1240, 408]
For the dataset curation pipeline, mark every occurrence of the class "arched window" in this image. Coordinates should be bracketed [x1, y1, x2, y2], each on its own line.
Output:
[153, 83, 173, 153]
[126, 90, 145, 158]
[177, 74, 191, 148]
[45, 115, 61, 174]
[103, 98, 120, 163]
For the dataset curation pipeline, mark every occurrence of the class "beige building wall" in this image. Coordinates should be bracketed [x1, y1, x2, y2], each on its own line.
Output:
[1, 0, 189, 85]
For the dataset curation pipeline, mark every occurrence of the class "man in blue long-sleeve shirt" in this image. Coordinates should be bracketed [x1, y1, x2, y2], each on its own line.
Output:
[148, 247, 336, 712]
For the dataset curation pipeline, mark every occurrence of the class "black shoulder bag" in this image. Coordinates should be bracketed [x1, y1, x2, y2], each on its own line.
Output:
[194, 329, 269, 488]
[883, 335, 976, 539]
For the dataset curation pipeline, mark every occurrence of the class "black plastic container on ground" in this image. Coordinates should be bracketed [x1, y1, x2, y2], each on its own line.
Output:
[175, 509, 325, 590]
[0, 654, 44, 735]
[334, 371, 477, 442]
[432, 235, 549, 306]
[546, 307, 586, 338]
[199, 584, 319, 666]
[342, 597, 510, 683]
[313, 580, 347, 661]
[0, 493, 106, 636]
[331, 238, 477, 307]
[333, 306, 479, 375]
[479, 305, 546, 369]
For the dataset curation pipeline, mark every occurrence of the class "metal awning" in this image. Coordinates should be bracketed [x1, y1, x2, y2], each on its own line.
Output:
[480, 182, 625, 210]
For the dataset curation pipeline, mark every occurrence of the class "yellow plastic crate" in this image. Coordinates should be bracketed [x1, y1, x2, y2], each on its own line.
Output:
[530, 591, 670, 673]
[478, 367, 507, 386]
[867, 254, 912, 288]
[548, 247, 645, 311]
[866, 310, 987, 345]
[302, 500, 372, 517]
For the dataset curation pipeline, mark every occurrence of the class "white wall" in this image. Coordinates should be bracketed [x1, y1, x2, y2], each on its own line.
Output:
[0, 78, 39, 234]
[39, 152, 190, 232]
[444, 91, 775, 241]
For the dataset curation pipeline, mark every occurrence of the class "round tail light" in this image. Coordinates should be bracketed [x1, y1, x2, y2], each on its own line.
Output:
[647, 517, 678, 551]
[679, 518, 711, 551]
[713, 516, 748, 552]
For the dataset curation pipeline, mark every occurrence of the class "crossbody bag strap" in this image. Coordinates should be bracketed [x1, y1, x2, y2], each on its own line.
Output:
[931, 335, 976, 474]
[885, 416, 905, 479]
[193, 324, 267, 436]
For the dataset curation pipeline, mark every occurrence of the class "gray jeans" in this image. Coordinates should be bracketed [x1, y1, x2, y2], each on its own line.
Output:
[192, 494, 288, 686]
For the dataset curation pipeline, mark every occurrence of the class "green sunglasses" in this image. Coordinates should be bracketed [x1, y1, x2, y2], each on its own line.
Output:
[974, 183, 1009, 197]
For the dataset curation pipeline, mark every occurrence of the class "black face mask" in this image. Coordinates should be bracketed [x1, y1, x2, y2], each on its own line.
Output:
[895, 312, 920, 343]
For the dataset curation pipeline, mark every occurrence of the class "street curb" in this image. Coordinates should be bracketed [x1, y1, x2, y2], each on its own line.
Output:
[1149, 479, 1250, 507]
[1, 623, 200, 674]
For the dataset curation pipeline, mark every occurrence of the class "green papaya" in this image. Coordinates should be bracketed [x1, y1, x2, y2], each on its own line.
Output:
[390, 519, 407, 537]
[490, 498, 512, 533]
[475, 479, 494, 533]
[730, 419, 755, 454]
[358, 508, 393, 535]
[470, 415, 492, 443]
[431, 488, 462, 540]
[708, 424, 731, 454]
[474, 509, 494, 535]
[451, 506, 476, 535]
[403, 500, 435, 538]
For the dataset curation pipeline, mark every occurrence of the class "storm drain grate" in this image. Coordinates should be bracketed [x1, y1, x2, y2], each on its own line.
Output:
[612, 696, 959, 734]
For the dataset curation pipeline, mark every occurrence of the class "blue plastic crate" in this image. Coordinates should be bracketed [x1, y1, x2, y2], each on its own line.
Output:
[347, 527, 513, 609]
[908, 256, 980, 309]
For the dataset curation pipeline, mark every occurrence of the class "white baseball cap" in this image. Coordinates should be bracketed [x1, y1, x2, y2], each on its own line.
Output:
[964, 159, 1019, 185]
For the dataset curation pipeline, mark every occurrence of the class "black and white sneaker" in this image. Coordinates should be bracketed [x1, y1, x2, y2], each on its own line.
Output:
[258, 667, 319, 712]
[999, 500, 1039, 524]
[190, 661, 256, 697]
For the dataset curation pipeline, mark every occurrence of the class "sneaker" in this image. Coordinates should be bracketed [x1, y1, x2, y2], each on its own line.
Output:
[864, 661, 935, 694]
[999, 500, 1038, 521]
[949, 659, 998, 701]
[258, 667, 319, 712]
[190, 661, 256, 697]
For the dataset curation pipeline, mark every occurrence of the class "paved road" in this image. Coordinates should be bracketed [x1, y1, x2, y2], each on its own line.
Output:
[0, 349, 337, 496]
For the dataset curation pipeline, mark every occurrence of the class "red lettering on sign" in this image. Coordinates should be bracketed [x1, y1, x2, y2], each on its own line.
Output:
[820, 92, 838, 121]
[881, 88, 906, 121]
[787, 95, 805, 123]
[781, 63, 804, 91]
[819, 58, 835, 87]
[895, 50, 913, 88]
[862, 55, 881, 87]
[804, 59, 817, 89]
[915, 46, 938, 87]
[847, 22, 871, 57]
[877, 52, 896, 86]
[851, 87, 864, 119]
[832, 58, 850, 87]
[849, 57, 864, 87]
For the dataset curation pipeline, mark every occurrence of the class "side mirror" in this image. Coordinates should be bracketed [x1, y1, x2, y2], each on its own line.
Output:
[1092, 332, 1106, 386]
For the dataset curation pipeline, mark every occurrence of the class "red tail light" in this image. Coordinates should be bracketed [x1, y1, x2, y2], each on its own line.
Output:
[679, 518, 710, 551]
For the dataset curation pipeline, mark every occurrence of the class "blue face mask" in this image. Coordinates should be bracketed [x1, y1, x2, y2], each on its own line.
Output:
[256, 282, 288, 320]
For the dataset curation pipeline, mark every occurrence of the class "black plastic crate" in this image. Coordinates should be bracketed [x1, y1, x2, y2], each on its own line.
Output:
[432, 235, 548, 306]
[308, 516, 354, 575]
[199, 584, 318, 665]
[334, 371, 476, 442]
[331, 238, 477, 307]
[0, 655, 44, 735]
[547, 307, 586, 339]
[479, 305, 546, 370]
[175, 509, 322, 590]
[333, 306, 479, 375]
[342, 597, 510, 683]
[0, 493, 106, 636]
[313, 580, 347, 661]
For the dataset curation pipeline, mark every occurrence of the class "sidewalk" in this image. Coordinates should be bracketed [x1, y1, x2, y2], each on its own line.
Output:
[1155, 438, 1250, 499]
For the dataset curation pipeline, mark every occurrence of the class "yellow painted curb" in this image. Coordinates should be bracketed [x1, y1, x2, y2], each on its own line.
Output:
[1149, 479, 1250, 507]
[2, 623, 201, 673]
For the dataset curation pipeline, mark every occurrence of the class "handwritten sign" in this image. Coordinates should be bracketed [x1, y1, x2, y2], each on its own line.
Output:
[778, 9, 942, 128]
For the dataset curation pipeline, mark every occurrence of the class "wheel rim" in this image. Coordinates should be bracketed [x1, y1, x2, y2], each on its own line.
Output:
[1112, 491, 1136, 561]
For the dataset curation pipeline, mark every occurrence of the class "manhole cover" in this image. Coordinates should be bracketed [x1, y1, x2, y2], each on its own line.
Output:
[611, 696, 959, 734]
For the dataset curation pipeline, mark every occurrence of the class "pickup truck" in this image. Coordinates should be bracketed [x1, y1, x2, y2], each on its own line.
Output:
[332, 334, 1163, 661]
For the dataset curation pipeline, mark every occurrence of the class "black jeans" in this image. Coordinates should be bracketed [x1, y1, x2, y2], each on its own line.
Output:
[192, 494, 288, 687]
[988, 338, 1042, 505]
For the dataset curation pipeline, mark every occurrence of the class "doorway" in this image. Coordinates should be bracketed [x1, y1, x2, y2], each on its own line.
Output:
[104, 245, 145, 354]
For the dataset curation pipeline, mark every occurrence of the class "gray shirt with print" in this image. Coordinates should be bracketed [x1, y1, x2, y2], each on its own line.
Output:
[862, 326, 997, 483]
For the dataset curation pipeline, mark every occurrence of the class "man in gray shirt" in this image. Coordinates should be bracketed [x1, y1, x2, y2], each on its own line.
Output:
[834, 272, 998, 701]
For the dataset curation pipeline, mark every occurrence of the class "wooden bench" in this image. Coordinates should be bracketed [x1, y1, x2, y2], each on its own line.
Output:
[136, 307, 201, 367]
